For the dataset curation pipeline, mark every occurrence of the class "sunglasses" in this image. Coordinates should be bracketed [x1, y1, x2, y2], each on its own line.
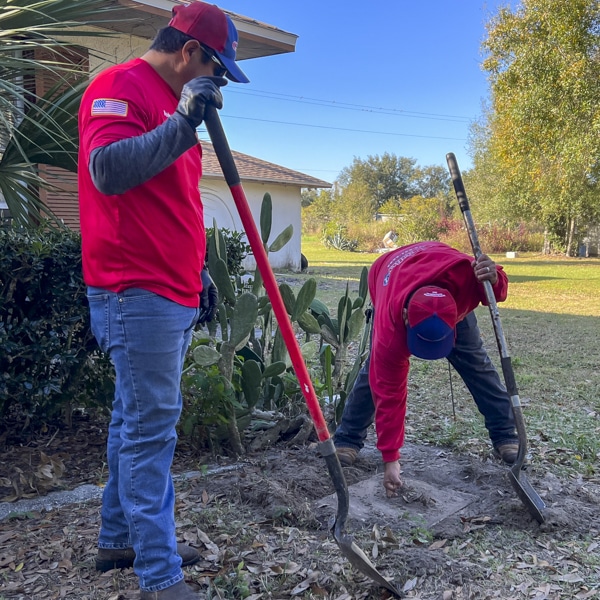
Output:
[200, 44, 227, 77]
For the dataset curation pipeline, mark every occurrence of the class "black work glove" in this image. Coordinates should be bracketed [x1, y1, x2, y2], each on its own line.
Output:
[175, 76, 227, 130]
[198, 268, 219, 325]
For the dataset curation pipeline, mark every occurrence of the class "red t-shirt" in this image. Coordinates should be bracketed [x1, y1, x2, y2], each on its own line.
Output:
[78, 58, 205, 307]
[367, 241, 509, 462]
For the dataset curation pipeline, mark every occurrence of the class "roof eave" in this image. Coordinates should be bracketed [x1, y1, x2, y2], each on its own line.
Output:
[99, 0, 298, 59]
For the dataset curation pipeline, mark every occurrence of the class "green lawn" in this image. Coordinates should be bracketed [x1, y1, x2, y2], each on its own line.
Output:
[499, 255, 600, 315]
[301, 235, 600, 316]
[301, 234, 378, 274]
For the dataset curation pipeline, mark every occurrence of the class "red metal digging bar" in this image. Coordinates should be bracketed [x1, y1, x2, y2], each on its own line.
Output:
[204, 106, 401, 596]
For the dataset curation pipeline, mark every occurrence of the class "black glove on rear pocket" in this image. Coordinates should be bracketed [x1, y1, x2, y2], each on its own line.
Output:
[198, 268, 219, 325]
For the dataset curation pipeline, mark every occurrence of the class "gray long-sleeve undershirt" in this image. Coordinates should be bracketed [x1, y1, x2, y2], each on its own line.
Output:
[88, 112, 199, 196]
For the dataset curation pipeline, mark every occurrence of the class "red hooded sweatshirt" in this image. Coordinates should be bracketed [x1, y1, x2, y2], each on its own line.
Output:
[367, 241, 508, 462]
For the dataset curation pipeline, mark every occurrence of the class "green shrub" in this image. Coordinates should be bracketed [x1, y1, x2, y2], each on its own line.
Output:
[347, 221, 397, 252]
[438, 219, 545, 253]
[0, 225, 113, 429]
[301, 190, 334, 235]
[436, 219, 472, 253]
[394, 196, 445, 246]
[206, 227, 250, 276]
[321, 223, 358, 252]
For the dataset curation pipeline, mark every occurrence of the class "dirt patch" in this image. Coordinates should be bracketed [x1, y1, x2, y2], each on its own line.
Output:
[202, 439, 599, 540]
[1, 424, 600, 599]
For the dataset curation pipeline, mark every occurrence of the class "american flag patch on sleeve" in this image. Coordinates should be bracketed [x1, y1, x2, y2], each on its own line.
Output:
[91, 98, 129, 117]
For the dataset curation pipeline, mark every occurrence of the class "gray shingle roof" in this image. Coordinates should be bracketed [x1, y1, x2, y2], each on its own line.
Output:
[200, 142, 331, 189]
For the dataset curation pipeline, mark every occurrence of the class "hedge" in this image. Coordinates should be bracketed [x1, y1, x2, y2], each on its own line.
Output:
[0, 225, 113, 428]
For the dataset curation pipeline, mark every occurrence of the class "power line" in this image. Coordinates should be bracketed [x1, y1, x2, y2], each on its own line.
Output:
[216, 114, 467, 141]
[198, 92, 470, 176]
[226, 87, 473, 123]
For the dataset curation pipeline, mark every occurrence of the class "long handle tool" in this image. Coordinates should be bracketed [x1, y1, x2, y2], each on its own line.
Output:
[446, 152, 546, 524]
[204, 106, 401, 596]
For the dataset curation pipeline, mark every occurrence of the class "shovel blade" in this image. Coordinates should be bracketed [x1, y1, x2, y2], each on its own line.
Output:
[321, 445, 402, 597]
[334, 529, 402, 597]
[508, 469, 546, 523]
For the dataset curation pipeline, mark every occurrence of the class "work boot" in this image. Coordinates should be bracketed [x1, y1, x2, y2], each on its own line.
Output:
[140, 579, 200, 599]
[336, 446, 358, 467]
[96, 543, 199, 572]
[493, 441, 520, 465]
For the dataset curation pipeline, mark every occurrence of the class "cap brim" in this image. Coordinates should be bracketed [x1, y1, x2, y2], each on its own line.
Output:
[407, 322, 455, 360]
[216, 52, 249, 83]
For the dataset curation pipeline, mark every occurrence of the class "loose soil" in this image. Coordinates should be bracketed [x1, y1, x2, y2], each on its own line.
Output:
[1, 417, 599, 600]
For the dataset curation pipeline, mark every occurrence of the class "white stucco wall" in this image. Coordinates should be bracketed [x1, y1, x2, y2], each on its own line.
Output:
[201, 179, 302, 272]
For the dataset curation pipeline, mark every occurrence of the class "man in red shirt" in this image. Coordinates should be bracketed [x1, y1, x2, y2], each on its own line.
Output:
[78, 3, 248, 598]
[333, 241, 518, 498]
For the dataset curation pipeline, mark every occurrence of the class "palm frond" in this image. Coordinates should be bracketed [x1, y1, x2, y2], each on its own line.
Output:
[0, 0, 130, 38]
[0, 162, 60, 227]
[0, 0, 131, 227]
[0, 0, 127, 112]
[2, 78, 86, 172]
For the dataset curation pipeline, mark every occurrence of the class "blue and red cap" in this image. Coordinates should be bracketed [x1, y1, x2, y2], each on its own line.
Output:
[169, 2, 250, 84]
[406, 286, 458, 360]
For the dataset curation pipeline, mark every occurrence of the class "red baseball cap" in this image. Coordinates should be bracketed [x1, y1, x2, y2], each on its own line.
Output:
[406, 286, 458, 360]
[169, 2, 250, 84]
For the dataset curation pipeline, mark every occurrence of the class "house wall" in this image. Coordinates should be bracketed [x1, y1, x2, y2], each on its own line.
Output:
[71, 31, 149, 70]
[35, 47, 89, 229]
[33, 32, 146, 229]
[201, 179, 302, 272]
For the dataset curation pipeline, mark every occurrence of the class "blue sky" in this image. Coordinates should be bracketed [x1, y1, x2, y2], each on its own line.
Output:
[200, 1, 515, 184]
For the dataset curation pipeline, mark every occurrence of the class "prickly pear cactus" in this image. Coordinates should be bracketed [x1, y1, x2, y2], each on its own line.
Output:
[229, 293, 258, 350]
[313, 266, 369, 381]
[186, 200, 325, 454]
[241, 359, 262, 409]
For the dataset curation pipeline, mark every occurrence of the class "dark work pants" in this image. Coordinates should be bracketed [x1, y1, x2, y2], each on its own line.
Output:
[333, 311, 517, 452]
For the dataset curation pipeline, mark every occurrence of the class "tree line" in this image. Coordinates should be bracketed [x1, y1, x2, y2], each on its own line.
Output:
[305, 0, 600, 257]
[301, 152, 544, 255]
[471, 0, 600, 256]
[1, 0, 599, 256]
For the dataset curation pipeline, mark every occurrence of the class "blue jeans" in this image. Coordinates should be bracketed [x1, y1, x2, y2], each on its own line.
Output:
[333, 311, 517, 452]
[87, 287, 198, 592]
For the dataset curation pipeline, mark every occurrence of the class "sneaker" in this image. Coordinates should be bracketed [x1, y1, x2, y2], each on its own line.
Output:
[336, 447, 358, 467]
[494, 441, 519, 465]
[140, 579, 200, 599]
[95, 543, 199, 572]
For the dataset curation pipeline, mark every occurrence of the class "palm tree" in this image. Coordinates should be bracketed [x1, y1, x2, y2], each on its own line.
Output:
[0, 0, 122, 227]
